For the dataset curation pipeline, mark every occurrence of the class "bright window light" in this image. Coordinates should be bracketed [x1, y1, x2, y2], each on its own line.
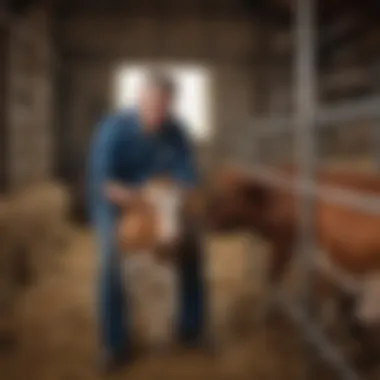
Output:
[114, 64, 213, 142]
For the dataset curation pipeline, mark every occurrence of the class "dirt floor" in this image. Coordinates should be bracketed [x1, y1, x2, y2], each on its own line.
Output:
[0, 228, 378, 380]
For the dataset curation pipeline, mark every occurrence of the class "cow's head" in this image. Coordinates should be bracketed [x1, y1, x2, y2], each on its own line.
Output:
[118, 178, 202, 259]
[206, 167, 268, 233]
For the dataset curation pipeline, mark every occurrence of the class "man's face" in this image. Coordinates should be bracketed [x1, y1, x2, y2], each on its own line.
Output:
[139, 86, 172, 131]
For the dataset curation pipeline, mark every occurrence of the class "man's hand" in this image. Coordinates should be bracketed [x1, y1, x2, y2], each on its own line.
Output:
[104, 182, 133, 206]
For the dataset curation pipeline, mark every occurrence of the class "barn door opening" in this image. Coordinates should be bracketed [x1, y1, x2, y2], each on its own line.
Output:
[114, 63, 214, 144]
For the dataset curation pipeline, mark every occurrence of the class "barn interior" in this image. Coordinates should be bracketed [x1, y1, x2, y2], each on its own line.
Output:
[1, 0, 380, 379]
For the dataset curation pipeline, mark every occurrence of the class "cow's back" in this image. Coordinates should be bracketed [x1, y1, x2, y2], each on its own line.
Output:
[260, 168, 380, 275]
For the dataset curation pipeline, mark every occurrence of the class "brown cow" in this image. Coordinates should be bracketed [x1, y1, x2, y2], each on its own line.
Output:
[207, 165, 380, 369]
[117, 177, 203, 257]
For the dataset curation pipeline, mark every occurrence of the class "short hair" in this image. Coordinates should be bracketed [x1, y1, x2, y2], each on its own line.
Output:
[144, 70, 176, 97]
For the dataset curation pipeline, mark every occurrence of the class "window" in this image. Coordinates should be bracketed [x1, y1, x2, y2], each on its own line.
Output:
[114, 63, 213, 142]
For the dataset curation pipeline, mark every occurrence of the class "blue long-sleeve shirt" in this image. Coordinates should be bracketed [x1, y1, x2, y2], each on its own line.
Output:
[87, 110, 198, 215]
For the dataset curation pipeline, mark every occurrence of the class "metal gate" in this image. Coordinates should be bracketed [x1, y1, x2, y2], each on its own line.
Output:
[229, 1, 380, 379]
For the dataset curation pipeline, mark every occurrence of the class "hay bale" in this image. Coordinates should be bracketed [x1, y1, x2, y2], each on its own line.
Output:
[0, 196, 36, 289]
[0, 183, 73, 351]
[0, 199, 15, 302]
[0, 198, 29, 344]
[10, 181, 72, 254]
[12, 180, 70, 223]
[0, 181, 73, 287]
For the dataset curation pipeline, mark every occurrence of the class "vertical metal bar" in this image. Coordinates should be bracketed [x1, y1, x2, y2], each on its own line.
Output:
[251, 119, 261, 164]
[251, 17, 271, 166]
[269, 60, 283, 164]
[296, 0, 317, 313]
[295, 0, 318, 377]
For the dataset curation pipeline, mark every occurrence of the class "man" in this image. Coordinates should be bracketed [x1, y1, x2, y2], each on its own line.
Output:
[87, 71, 206, 371]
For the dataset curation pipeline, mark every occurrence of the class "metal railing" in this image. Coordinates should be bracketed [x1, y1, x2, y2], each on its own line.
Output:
[252, 95, 380, 136]
[231, 0, 380, 379]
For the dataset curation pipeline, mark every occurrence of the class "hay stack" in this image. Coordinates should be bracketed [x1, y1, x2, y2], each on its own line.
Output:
[4, 181, 72, 283]
[0, 198, 15, 305]
[0, 197, 28, 344]
[0, 197, 29, 292]
[11, 181, 71, 250]
[0, 182, 72, 345]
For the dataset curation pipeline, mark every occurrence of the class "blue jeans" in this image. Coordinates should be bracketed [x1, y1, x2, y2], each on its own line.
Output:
[93, 206, 206, 358]
[94, 206, 129, 357]
[177, 228, 206, 344]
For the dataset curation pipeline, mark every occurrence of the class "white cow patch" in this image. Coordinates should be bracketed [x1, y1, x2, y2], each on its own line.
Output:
[121, 182, 185, 348]
[145, 185, 183, 244]
[123, 253, 178, 349]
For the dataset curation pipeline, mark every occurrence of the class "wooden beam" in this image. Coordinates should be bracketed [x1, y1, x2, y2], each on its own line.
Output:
[51, 9, 72, 181]
[253, 17, 275, 114]
[320, 66, 374, 101]
[320, 23, 371, 59]
[8, 0, 35, 14]
[0, 3, 11, 26]
[58, 1, 256, 20]
[0, 24, 9, 192]
[63, 46, 258, 68]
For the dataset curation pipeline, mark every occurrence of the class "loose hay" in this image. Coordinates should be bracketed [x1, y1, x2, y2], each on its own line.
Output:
[0, 229, 378, 380]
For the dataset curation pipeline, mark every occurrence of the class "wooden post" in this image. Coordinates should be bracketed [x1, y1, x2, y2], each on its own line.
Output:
[0, 11, 9, 193]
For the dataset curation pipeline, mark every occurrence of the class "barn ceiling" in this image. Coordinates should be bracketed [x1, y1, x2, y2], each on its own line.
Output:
[4, 0, 379, 28]
[4, 0, 380, 61]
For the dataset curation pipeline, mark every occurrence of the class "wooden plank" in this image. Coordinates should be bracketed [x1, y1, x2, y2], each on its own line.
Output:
[0, 24, 9, 192]
[320, 66, 373, 100]
[0, 5, 11, 27]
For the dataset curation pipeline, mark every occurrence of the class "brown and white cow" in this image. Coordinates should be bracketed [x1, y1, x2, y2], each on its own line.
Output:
[207, 165, 380, 368]
[116, 177, 202, 350]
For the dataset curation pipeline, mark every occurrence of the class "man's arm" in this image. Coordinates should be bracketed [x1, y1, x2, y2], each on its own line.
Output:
[172, 125, 199, 188]
[89, 116, 132, 207]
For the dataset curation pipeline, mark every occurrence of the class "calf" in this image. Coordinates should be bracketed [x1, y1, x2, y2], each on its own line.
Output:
[208, 166, 380, 368]
[116, 178, 201, 350]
